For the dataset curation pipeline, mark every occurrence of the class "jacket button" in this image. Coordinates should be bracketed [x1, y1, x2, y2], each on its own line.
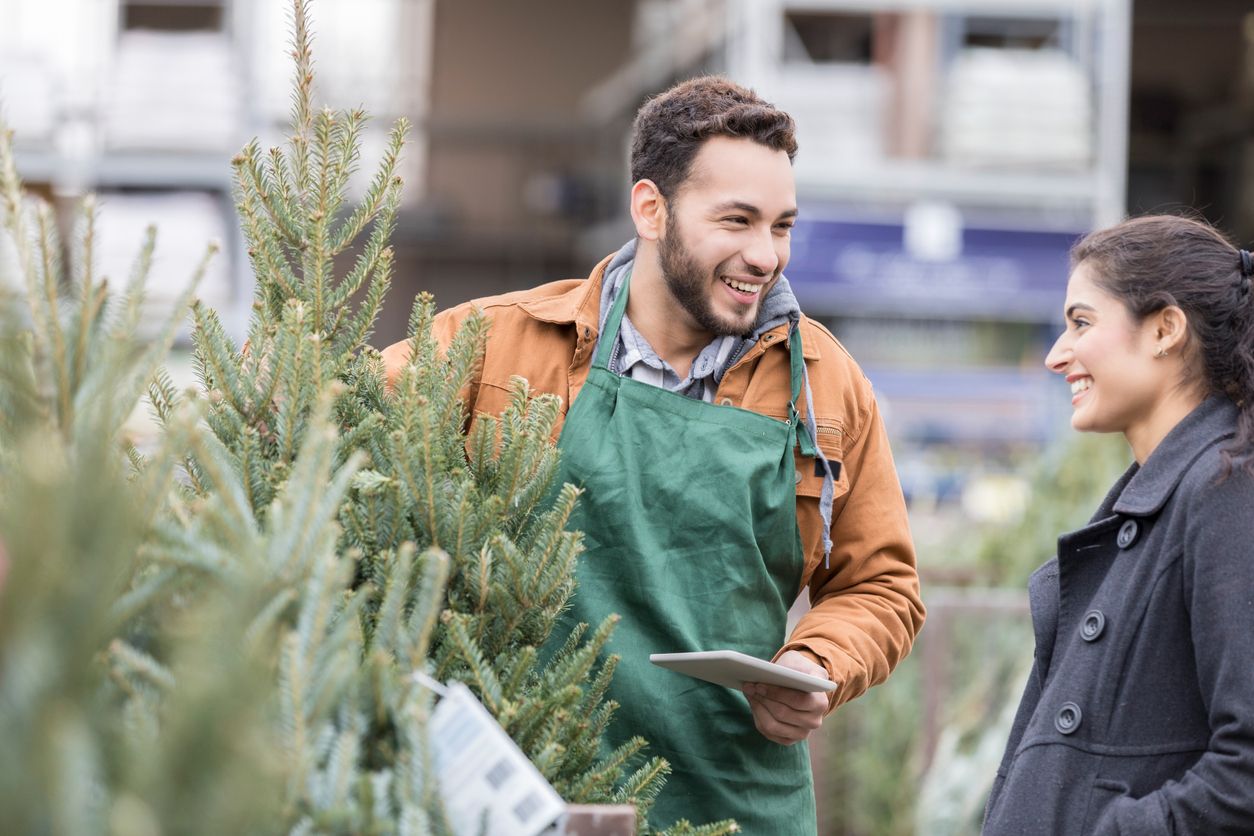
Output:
[1055, 702, 1083, 735]
[719, 397, 733, 406]
[1116, 519, 1139, 549]
[795, 471, 803, 485]
[1080, 610, 1106, 642]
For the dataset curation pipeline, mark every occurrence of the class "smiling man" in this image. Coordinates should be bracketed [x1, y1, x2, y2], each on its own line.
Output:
[383, 76, 924, 832]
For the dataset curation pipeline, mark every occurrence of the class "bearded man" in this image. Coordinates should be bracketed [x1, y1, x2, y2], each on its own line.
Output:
[383, 76, 924, 832]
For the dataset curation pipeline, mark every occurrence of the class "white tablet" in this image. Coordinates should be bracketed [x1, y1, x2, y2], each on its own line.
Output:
[649, 650, 838, 694]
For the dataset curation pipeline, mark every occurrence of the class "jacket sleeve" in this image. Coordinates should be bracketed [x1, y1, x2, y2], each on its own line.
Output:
[1096, 468, 1254, 835]
[778, 394, 925, 710]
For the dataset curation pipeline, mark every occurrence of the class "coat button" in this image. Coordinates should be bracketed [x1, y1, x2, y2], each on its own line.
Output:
[1055, 702, 1083, 735]
[1116, 519, 1139, 549]
[1080, 610, 1106, 642]
[795, 471, 803, 485]
[719, 397, 733, 406]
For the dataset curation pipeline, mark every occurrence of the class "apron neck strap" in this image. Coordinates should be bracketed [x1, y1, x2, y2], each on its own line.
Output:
[593, 269, 632, 370]
[789, 324, 818, 456]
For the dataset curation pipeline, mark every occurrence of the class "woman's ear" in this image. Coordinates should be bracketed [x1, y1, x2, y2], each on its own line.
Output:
[629, 179, 667, 241]
[1152, 305, 1190, 355]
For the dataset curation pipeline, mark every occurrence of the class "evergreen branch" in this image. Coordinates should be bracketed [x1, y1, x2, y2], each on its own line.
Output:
[329, 117, 409, 256]
[403, 293, 438, 379]
[236, 139, 305, 247]
[234, 156, 302, 312]
[73, 279, 109, 398]
[612, 755, 670, 809]
[248, 341, 289, 426]
[35, 202, 72, 435]
[498, 645, 538, 702]
[287, 0, 316, 196]
[123, 439, 147, 477]
[89, 242, 212, 439]
[69, 197, 100, 396]
[191, 301, 252, 418]
[306, 108, 336, 327]
[442, 614, 503, 714]
[269, 144, 300, 228]
[108, 639, 177, 691]
[330, 247, 392, 360]
[0, 119, 39, 337]
[565, 732, 643, 801]
[145, 368, 180, 428]
[403, 548, 449, 670]
[327, 189, 395, 313]
[110, 566, 179, 626]
[187, 424, 260, 535]
[371, 545, 413, 654]
[508, 684, 581, 752]
[113, 224, 156, 343]
[324, 107, 365, 225]
[279, 631, 312, 804]
[244, 587, 298, 652]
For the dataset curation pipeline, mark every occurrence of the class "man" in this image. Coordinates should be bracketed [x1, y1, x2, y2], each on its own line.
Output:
[383, 76, 924, 832]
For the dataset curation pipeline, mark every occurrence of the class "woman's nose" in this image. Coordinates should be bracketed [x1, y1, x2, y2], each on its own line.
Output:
[1044, 333, 1070, 374]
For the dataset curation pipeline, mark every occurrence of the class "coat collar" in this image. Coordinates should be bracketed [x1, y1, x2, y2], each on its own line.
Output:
[516, 253, 820, 359]
[1111, 395, 1239, 517]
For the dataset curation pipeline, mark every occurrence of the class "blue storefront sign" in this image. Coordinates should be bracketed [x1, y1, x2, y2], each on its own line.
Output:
[787, 215, 1084, 322]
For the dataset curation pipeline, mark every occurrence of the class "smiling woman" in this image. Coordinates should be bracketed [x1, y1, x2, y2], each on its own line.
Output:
[983, 215, 1254, 835]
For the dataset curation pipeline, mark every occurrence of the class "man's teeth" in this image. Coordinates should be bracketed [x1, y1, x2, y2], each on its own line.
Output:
[1070, 378, 1092, 395]
[722, 277, 761, 294]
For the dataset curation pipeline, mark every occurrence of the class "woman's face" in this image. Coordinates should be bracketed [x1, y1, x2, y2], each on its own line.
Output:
[1045, 264, 1171, 446]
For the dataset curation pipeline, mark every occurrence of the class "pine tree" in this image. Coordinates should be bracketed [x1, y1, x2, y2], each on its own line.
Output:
[1, 113, 385, 833]
[1, 0, 741, 830]
[166, 3, 732, 830]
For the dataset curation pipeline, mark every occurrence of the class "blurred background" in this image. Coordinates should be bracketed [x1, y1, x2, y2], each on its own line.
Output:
[4, 0, 1254, 832]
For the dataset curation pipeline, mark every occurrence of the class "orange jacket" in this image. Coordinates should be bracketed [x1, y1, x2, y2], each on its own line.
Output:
[382, 254, 924, 709]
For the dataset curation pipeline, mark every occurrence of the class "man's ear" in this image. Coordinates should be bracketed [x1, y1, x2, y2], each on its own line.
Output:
[630, 179, 667, 241]
[1152, 304, 1190, 354]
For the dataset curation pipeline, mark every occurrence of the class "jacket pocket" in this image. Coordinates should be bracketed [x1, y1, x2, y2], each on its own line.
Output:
[1083, 778, 1130, 835]
[795, 422, 848, 500]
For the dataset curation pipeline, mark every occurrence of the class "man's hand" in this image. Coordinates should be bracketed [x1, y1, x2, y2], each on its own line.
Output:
[742, 650, 830, 745]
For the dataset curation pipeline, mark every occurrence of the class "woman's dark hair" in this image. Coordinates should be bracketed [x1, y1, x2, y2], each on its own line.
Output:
[629, 75, 797, 199]
[1071, 214, 1254, 472]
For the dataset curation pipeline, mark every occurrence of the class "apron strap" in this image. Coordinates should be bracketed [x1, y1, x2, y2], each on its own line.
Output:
[790, 322, 835, 567]
[592, 269, 632, 371]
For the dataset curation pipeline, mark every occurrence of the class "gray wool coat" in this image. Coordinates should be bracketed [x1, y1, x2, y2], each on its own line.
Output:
[983, 396, 1254, 835]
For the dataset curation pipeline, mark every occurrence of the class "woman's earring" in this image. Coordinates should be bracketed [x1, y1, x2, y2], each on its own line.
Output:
[1154, 346, 1169, 359]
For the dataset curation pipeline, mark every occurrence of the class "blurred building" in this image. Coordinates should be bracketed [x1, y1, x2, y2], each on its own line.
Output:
[5, 0, 1254, 505]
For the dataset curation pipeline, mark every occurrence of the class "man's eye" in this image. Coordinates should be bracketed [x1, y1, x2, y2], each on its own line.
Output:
[723, 216, 748, 225]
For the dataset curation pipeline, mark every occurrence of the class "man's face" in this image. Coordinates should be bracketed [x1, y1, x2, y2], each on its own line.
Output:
[656, 136, 797, 338]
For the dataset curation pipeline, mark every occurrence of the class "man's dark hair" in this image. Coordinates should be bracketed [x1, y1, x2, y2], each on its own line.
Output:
[629, 75, 798, 199]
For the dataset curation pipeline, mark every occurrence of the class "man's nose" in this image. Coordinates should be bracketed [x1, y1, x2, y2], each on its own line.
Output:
[743, 228, 780, 275]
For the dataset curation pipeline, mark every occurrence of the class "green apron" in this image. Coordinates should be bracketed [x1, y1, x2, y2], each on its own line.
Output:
[552, 274, 816, 832]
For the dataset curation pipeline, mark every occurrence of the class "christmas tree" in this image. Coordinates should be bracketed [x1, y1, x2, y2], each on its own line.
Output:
[0, 1, 739, 831]
[1, 109, 423, 831]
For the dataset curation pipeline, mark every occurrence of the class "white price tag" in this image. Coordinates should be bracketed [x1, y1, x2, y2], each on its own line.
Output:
[428, 681, 566, 836]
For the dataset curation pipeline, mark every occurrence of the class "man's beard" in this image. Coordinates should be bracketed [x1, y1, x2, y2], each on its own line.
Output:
[657, 212, 762, 338]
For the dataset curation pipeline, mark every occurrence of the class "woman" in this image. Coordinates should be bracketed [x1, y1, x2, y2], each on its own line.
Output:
[983, 215, 1254, 835]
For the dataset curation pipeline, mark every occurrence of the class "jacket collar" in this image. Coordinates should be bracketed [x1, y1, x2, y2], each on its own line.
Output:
[516, 253, 820, 360]
[1111, 395, 1239, 516]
